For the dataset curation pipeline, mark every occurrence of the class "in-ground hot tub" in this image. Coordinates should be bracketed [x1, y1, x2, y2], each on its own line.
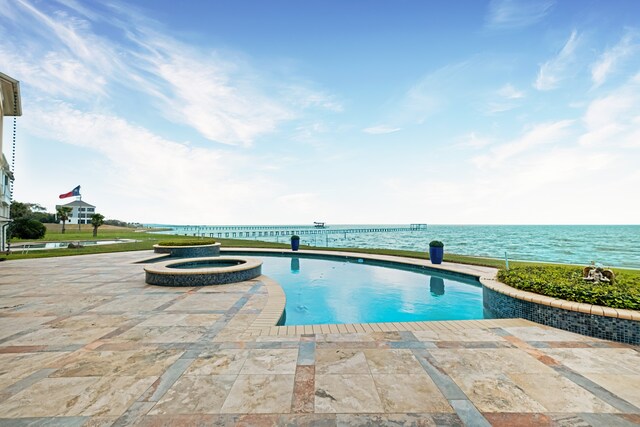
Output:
[144, 257, 262, 286]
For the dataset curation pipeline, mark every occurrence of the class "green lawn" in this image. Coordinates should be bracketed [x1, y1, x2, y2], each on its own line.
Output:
[3, 227, 639, 310]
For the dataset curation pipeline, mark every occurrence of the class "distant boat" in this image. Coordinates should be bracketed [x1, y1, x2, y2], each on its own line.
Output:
[314, 222, 327, 228]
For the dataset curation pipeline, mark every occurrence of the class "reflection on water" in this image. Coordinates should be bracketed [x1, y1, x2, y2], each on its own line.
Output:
[290, 257, 300, 273]
[430, 276, 445, 297]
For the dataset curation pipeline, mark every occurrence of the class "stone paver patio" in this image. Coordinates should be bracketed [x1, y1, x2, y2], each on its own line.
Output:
[0, 250, 639, 426]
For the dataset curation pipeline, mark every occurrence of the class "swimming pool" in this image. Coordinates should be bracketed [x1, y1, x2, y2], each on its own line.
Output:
[246, 253, 492, 325]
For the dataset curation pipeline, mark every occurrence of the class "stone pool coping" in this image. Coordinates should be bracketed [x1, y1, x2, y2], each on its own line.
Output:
[223, 248, 640, 337]
[143, 256, 263, 287]
[143, 256, 262, 276]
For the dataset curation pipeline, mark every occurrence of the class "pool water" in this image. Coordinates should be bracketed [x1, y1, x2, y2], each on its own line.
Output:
[254, 255, 492, 325]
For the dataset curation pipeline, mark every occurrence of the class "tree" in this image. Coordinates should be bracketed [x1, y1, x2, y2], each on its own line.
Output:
[90, 213, 105, 237]
[10, 202, 30, 219]
[8, 218, 46, 239]
[10, 201, 57, 223]
[56, 206, 72, 234]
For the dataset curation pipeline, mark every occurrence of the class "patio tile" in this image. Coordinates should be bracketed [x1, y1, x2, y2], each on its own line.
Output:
[0, 352, 68, 388]
[0, 317, 57, 340]
[315, 349, 369, 374]
[449, 372, 547, 413]
[509, 373, 618, 412]
[136, 414, 238, 426]
[186, 350, 250, 375]
[137, 313, 222, 327]
[168, 294, 240, 311]
[220, 374, 295, 414]
[315, 374, 383, 413]
[48, 314, 136, 330]
[240, 349, 298, 374]
[372, 372, 453, 413]
[1, 250, 639, 424]
[89, 295, 178, 312]
[0, 375, 154, 417]
[113, 326, 207, 343]
[336, 413, 463, 426]
[363, 349, 423, 373]
[413, 328, 504, 342]
[543, 348, 640, 375]
[429, 348, 554, 376]
[51, 349, 183, 377]
[292, 365, 315, 414]
[149, 375, 237, 414]
[581, 374, 640, 407]
[503, 326, 593, 342]
[1, 327, 117, 347]
[482, 413, 553, 426]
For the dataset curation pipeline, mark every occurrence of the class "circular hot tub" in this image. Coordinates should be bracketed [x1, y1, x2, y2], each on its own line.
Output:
[144, 257, 262, 287]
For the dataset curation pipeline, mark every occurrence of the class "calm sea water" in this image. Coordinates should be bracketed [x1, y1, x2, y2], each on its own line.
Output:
[151, 224, 640, 269]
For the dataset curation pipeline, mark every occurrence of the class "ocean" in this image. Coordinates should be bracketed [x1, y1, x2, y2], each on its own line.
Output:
[149, 224, 640, 269]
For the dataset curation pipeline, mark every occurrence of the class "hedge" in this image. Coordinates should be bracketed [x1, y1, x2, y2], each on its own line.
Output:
[497, 265, 640, 310]
[157, 239, 217, 246]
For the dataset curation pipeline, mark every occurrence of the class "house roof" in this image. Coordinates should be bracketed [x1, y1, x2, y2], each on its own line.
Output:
[0, 72, 22, 116]
[56, 200, 96, 208]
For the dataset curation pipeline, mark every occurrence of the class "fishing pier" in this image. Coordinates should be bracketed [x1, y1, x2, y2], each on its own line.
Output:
[167, 224, 428, 239]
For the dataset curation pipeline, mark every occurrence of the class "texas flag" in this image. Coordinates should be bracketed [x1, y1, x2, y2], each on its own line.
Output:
[59, 185, 81, 199]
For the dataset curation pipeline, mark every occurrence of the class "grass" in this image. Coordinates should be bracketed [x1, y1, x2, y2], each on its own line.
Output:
[3, 227, 639, 310]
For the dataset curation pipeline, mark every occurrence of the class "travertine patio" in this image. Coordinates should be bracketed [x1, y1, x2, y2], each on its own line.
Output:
[0, 251, 638, 426]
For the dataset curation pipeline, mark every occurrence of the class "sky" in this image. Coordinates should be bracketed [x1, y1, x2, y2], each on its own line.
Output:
[1, 0, 639, 225]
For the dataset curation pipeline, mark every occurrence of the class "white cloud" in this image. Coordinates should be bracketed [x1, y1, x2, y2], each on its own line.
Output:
[482, 84, 525, 114]
[497, 83, 525, 99]
[591, 31, 638, 87]
[0, 0, 340, 147]
[392, 62, 470, 125]
[21, 102, 284, 223]
[579, 80, 640, 147]
[363, 126, 401, 135]
[535, 30, 580, 91]
[133, 39, 294, 146]
[473, 120, 575, 168]
[457, 132, 493, 149]
[486, 0, 555, 29]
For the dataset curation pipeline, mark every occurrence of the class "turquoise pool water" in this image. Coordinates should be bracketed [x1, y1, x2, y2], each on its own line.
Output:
[252, 254, 490, 326]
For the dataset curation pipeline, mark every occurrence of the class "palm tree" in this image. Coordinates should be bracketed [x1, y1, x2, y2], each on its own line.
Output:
[90, 213, 105, 237]
[56, 207, 72, 234]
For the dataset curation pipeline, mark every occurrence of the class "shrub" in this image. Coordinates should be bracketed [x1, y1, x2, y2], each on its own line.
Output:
[8, 218, 46, 240]
[157, 239, 217, 246]
[291, 235, 300, 241]
[497, 266, 640, 310]
[429, 240, 444, 248]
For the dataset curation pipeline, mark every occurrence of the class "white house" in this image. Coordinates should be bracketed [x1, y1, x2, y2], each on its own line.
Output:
[0, 72, 22, 252]
[56, 200, 97, 225]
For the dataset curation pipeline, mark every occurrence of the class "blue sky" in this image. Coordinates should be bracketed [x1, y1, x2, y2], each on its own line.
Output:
[1, 0, 639, 224]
